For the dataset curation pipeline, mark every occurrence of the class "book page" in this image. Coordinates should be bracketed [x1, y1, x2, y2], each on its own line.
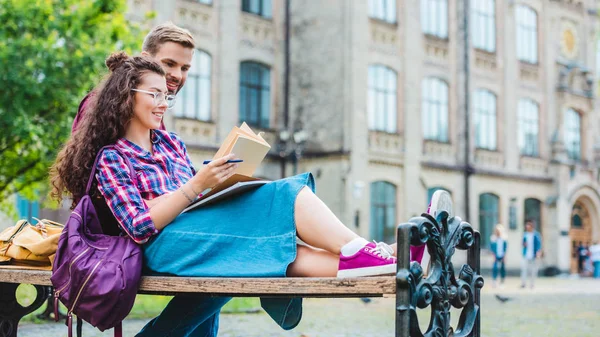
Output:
[239, 122, 270, 146]
[230, 135, 270, 176]
[213, 127, 239, 159]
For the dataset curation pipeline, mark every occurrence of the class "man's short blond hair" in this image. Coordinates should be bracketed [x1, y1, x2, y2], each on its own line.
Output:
[142, 22, 195, 55]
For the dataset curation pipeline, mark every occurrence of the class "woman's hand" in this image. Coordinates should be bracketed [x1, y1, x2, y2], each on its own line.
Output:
[190, 153, 239, 193]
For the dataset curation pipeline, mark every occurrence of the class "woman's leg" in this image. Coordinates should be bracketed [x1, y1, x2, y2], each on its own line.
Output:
[136, 295, 231, 337]
[287, 244, 339, 277]
[492, 259, 499, 281]
[294, 187, 360, 254]
[500, 259, 506, 282]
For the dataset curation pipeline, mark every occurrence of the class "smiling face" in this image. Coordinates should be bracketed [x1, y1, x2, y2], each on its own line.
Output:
[146, 41, 193, 94]
[131, 72, 168, 131]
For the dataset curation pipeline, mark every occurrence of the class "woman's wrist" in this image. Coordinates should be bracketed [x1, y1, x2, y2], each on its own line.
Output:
[186, 179, 205, 197]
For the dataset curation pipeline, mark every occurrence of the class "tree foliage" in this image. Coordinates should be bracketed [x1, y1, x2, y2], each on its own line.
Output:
[0, 0, 145, 208]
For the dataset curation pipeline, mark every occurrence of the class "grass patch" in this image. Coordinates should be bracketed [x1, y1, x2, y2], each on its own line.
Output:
[17, 285, 262, 324]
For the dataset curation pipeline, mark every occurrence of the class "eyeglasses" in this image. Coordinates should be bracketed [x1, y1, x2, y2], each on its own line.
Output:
[131, 89, 176, 109]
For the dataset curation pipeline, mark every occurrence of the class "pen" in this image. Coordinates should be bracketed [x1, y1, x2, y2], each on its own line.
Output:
[203, 159, 244, 165]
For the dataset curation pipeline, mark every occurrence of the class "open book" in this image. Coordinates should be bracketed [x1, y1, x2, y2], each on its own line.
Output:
[183, 123, 271, 212]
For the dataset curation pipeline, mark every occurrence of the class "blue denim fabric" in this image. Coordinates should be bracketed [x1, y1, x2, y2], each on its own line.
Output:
[492, 257, 505, 281]
[140, 173, 314, 336]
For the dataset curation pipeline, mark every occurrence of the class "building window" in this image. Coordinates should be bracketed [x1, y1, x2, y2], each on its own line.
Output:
[518, 98, 539, 157]
[368, 65, 397, 133]
[479, 193, 499, 249]
[370, 181, 397, 244]
[474, 89, 497, 150]
[175, 50, 211, 121]
[368, 0, 396, 24]
[421, 0, 448, 38]
[516, 5, 537, 63]
[240, 62, 270, 129]
[565, 108, 581, 161]
[471, 0, 496, 52]
[16, 194, 39, 223]
[242, 0, 272, 18]
[422, 77, 449, 142]
[524, 198, 542, 233]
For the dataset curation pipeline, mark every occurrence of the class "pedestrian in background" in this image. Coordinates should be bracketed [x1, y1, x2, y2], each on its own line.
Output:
[490, 224, 507, 288]
[521, 219, 542, 289]
[589, 241, 600, 279]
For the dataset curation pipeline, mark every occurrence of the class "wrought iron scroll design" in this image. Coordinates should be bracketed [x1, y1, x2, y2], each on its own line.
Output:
[396, 211, 484, 337]
[0, 283, 52, 337]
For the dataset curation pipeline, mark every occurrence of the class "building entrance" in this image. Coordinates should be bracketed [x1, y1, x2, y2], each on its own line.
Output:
[570, 200, 593, 274]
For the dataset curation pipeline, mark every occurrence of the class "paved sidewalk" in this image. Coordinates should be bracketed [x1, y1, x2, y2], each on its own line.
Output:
[16, 277, 600, 337]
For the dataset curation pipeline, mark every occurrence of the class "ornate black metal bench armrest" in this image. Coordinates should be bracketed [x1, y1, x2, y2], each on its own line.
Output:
[395, 211, 484, 337]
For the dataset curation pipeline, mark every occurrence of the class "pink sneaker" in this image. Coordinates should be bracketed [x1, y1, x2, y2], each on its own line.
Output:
[337, 242, 397, 277]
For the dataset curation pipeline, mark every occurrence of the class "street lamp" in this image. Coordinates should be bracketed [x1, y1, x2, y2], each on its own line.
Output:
[277, 128, 308, 177]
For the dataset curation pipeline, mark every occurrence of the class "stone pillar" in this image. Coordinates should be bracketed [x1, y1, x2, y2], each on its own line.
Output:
[216, 0, 241, 142]
[344, 0, 370, 235]
[402, 0, 425, 220]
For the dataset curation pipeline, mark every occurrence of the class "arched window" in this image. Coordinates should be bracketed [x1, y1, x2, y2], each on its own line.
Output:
[239, 61, 271, 128]
[370, 181, 397, 243]
[479, 193, 499, 248]
[565, 108, 581, 161]
[518, 98, 539, 156]
[516, 5, 538, 63]
[422, 77, 449, 142]
[474, 89, 497, 150]
[176, 49, 211, 121]
[524, 198, 542, 233]
[368, 65, 397, 133]
[471, 0, 496, 52]
[421, 0, 448, 38]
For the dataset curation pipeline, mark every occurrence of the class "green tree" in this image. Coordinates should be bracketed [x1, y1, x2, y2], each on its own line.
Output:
[0, 0, 146, 210]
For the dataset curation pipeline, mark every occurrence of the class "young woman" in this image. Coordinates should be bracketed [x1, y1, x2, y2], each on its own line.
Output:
[490, 224, 508, 287]
[50, 52, 397, 336]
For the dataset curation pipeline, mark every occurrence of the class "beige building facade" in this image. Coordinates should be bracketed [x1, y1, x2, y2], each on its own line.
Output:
[116, 0, 600, 273]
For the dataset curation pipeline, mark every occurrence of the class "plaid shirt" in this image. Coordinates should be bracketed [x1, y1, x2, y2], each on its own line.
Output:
[96, 130, 196, 244]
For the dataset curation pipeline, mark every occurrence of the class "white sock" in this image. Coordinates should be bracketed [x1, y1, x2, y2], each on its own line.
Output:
[340, 237, 370, 256]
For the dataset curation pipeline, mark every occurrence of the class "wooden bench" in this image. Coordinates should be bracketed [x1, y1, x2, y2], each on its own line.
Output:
[0, 211, 483, 337]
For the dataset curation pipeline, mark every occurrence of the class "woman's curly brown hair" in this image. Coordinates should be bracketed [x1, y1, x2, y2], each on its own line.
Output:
[49, 51, 165, 208]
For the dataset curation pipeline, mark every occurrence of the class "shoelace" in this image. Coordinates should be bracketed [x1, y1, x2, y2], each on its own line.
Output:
[369, 241, 395, 260]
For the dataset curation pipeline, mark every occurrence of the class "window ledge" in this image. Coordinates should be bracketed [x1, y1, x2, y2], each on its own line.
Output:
[474, 49, 497, 71]
[182, 0, 213, 7]
[424, 35, 449, 60]
[368, 131, 404, 156]
[474, 148, 504, 168]
[241, 11, 273, 21]
[423, 140, 454, 161]
[519, 156, 547, 175]
[519, 61, 540, 82]
[173, 119, 218, 147]
[369, 17, 398, 27]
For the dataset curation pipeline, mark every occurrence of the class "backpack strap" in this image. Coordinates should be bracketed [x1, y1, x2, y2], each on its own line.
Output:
[85, 145, 137, 195]
[114, 322, 123, 337]
[76, 316, 82, 337]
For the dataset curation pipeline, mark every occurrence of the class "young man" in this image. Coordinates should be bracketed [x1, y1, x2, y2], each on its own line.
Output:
[72, 22, 195, 132]
[521, 219, 542, 288]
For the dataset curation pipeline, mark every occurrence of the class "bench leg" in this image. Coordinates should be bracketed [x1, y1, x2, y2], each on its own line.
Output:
[36, 287, 66, 321]
[0, 283, 52, 337]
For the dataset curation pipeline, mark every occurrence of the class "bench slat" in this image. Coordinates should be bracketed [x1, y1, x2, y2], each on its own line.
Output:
[0, 269, 395, 297]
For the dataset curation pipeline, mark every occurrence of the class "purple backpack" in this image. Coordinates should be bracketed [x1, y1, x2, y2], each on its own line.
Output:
[51, 145, 142, 337]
